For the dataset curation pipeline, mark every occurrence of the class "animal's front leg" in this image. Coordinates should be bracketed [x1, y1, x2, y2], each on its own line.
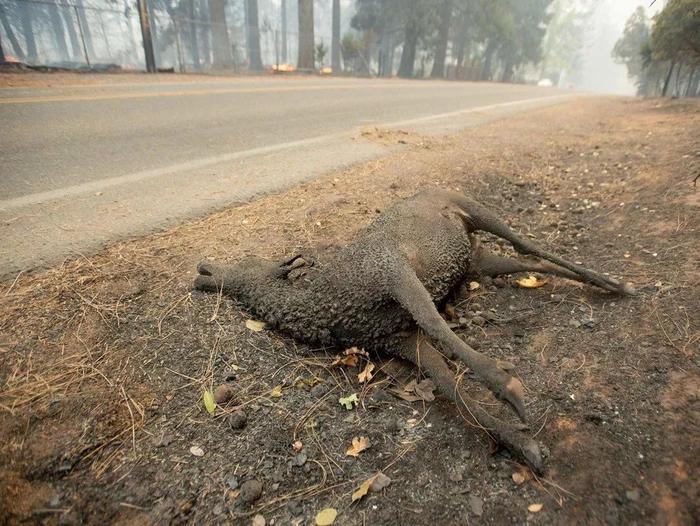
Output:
[390, 265, 527, 421]
[394, 332, 544, 473]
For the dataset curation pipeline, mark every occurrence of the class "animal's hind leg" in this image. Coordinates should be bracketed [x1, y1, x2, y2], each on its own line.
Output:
[469, 236, 586, 282]
[394, 333, 544, 473]
[391, 265, 527, 421]
[452, 195, 635, 295]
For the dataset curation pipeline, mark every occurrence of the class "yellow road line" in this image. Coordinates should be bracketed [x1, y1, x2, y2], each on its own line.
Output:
[0, 81, 442, 105]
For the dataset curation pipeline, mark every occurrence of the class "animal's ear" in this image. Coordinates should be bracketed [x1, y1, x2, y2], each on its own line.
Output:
[194, 261, 228, 292]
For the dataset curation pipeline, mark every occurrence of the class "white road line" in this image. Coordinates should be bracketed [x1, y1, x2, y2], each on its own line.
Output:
[0, 94, 572, 211]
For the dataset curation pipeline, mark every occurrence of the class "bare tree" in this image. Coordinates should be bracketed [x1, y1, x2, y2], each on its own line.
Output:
[331, 0, 341, 73]
[0, 3, 24, 60]
[19, 0, 38, 62]
[245, 0, 263, 70]
[47, 1, 70, 61]
[430, 0, 451, 78]
[297, 0, 314, 71]
[209, 0, 233, 68]
[281, 0, 288, 63]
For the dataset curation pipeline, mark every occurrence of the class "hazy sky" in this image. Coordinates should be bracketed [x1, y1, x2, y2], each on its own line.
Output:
[579, 0, 663, 94]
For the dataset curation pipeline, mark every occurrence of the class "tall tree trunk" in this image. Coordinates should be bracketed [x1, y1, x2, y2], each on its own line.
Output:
[47, 1, 69, 61]
[0, 30, 5, 62]
[500, 58, 514, 82]
[430, 0, 451, 78]
[200, 11, 212, 66]
[480, 40, 496, 81]
[674, 60, 683, 96]
[208, 0, 232, 68]
[331, 0, 340, 74]
[146, 0, 160, 67]
[187, 0, 201, 69]
[60, 1, 82, 61]
[73, 0, 94, 59]
[19, 1, 38, 62]
[297, 0, 314, 71]
[397, 22, 418, 78]
[662, 59, 676, 96]
[0, 4, 25, 60]
[245, 0, 263, 70]
[454, 20, 468, 80]
[281, 0, 287, 63]
[686, 66, 697, 97]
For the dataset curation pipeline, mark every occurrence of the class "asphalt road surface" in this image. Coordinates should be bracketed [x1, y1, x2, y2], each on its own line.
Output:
[0, 75, 573, 279]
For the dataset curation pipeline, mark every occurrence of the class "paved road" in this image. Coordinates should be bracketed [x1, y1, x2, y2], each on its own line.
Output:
[0, 76, 572, 279]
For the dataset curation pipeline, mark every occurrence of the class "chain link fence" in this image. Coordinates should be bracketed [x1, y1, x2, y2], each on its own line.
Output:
[0, 0, 330, 73]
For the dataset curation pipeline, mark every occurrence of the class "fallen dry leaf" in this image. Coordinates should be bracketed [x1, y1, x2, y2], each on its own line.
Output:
[445, 303, 456, 319]
[512, 472, 525, 485]
[516, 276, 548, 288]
[413, 379, 436, 402]
[388, 387, 422, 402]
[252, 514, 266, 526]
[245, 319, 267, 332]
[315, 508, 337, 525]
[468, 281, 480, 291]
[358, 362, 375, 383]
[351, 472, 391, 502]
[332, 354, 358, 367]
[528, 503, 543, 513]
[332, 347, 368, 367]
[393, 379, 436, 402]
[203, 390, 217, 416]
[270, 385, 283, 397]
[346, 436, 371, 457]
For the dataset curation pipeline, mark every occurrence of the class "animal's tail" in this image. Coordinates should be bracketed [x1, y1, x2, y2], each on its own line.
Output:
[450, 193, 636, 295]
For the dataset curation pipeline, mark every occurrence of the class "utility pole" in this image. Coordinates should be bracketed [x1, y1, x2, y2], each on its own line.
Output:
[136, 0, 156, 72]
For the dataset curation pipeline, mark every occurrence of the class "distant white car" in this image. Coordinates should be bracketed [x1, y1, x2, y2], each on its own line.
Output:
[537, 78, 554, 87]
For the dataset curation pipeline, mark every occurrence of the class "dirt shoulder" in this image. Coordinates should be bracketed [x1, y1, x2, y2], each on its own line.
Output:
[0, 97, 698, 525]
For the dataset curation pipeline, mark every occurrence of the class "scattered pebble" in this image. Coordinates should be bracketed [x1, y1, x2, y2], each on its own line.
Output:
[189, 445, 204, 457]
[625, 489, 640, 502]
[228, 410, 248, 430]
[310, 384, 328, 398]
[386, 418, 402, 433]
[469, 495, 484, 516]
[226, 475, 240, 490]
[472, 315, 486, 327]
[239, 479, 263, 504]
[214, 384, 236, 404]
[251, 513, 266, 526]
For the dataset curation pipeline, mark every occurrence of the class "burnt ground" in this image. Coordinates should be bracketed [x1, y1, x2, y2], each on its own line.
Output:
[0, 97, 698, 526]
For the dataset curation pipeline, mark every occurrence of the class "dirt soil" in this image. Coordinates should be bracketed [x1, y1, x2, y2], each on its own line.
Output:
[1, 97, 698, 526]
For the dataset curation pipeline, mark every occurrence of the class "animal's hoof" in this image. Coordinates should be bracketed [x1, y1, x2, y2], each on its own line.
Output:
[495, 376, 527, 422]
[520, 440, 546, 475]
[620, 282, 637, 296]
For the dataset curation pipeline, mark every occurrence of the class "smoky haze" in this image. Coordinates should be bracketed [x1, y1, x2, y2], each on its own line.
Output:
[0, 0, 669, 95]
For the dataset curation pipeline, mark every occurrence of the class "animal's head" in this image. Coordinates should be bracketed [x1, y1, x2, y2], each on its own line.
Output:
[194, 255, 309, 299]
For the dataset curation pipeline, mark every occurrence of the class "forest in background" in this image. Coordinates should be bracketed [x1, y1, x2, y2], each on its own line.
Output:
[0, 0, 697, 96]
[613, 0, 699, 97]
